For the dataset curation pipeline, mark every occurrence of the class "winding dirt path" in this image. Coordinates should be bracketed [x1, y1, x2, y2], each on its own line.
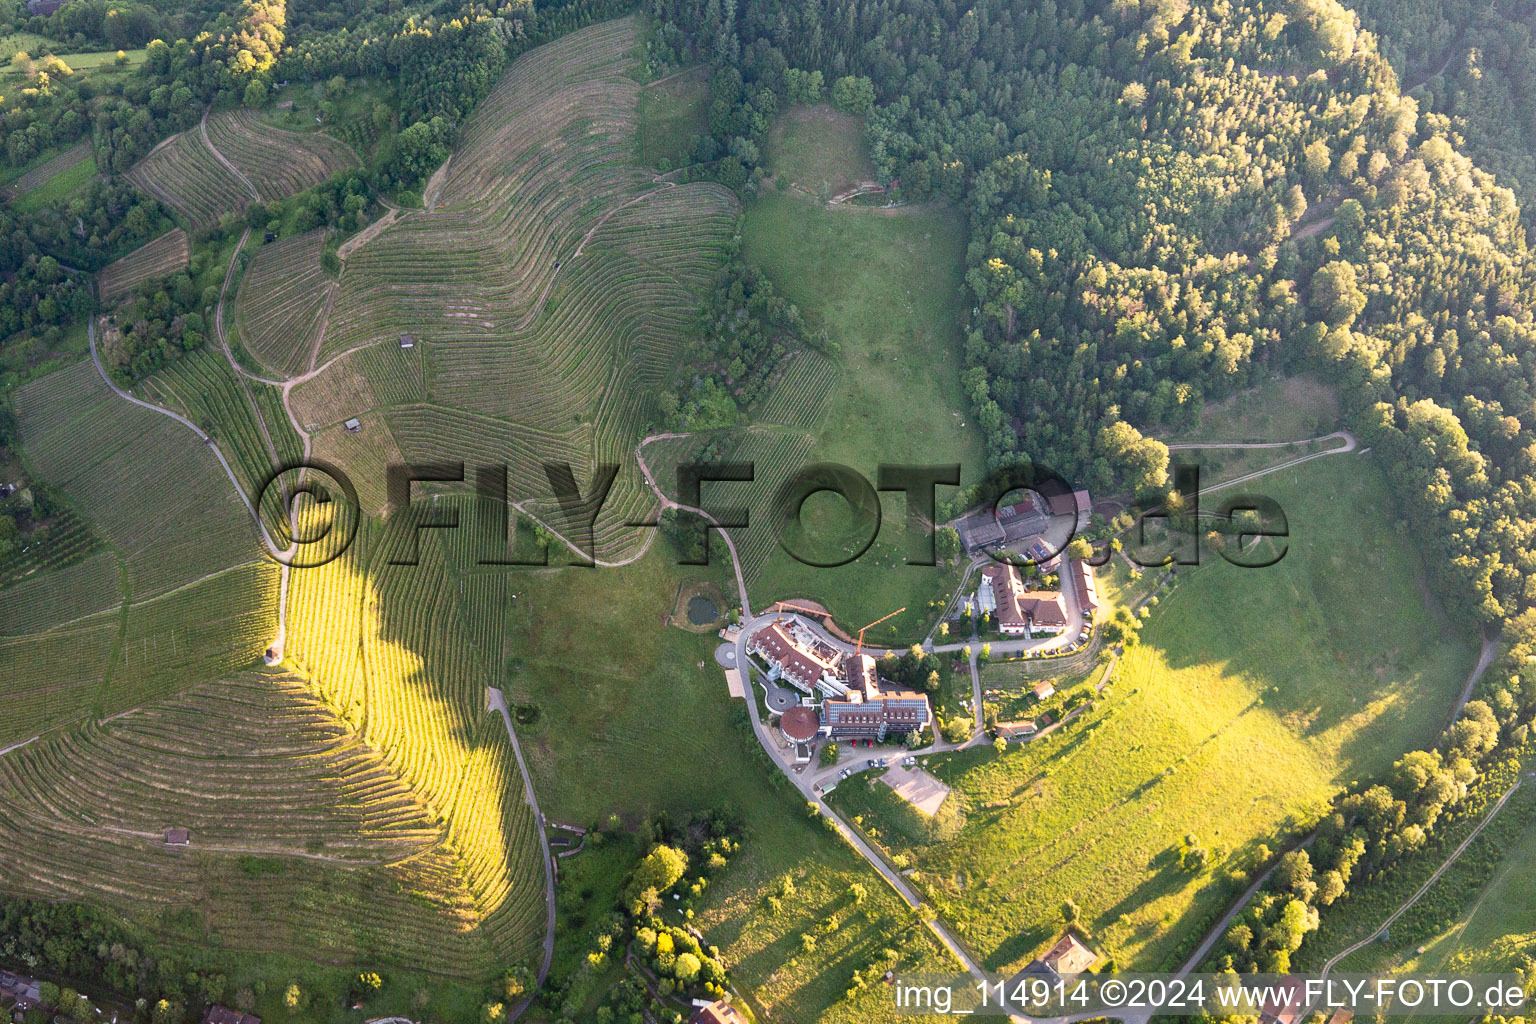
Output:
[487, 687, 556, 1010]
[201, 107, 261, 202]
[1319, 779, 1522, 977]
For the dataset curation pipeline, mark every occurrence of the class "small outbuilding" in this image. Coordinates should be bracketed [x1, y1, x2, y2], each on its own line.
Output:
[690, 999, 747, 1024]
[344, 417, 362, 433]
[399, 333, 414, 349]
[995, 720, 1038, 742]
[165, 828, 190, 846]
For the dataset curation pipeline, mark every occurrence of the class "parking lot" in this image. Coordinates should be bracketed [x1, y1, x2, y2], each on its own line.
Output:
[879, 761, 952, 815]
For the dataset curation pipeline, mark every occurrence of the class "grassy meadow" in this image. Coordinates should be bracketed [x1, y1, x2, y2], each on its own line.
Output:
[637, 65, 710, 167]
[1395, 790, 1536, 976]
[765, 105, 877, 199]
[500, 548, 960, 1022]
[740, 111, 982, 638]
[826, 453, 1474, 973]
[10, 149, 96, 211]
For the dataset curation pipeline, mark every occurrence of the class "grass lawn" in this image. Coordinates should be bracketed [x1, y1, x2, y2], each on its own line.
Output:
[0, 31, 50, 61]
[0, 46, 146, 84]
[823, 454, 1475, 974]
[1170, 375, 1341, 443]
[1157, 375, 1348, 488]
[12, 151, 96, 212]
[501, 549, 959, 1022]
[740, 191, 983, 640]
[764, 106, 876, 200]
[637, 65, 710, 168]
[261, 78, 396, 158]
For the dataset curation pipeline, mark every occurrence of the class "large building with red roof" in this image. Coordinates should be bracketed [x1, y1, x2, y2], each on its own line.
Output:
[747, 618, 932, 743]
[979, 564, 1069, 635]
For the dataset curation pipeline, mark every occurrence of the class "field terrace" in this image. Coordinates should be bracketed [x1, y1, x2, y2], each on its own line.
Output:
[126, 110, 357, 233]
[0, 672, 512, 971]
[280, 517, 548, 970]
[233, 229, 337, 376]
[204, 109, 357, 203]
[126, 130, 256, 232]
[96, 229, 190, 305]
[12, 361, 262, 599]
[309, 16, 735, 564]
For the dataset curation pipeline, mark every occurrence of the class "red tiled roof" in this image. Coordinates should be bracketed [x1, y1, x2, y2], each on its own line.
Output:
[690, 1000, 748, 1024]
[983, 565, 1066, 628]
[1260, 979, 1307, 1024]
[1019, 591, 1067, 627]
[751, 623, 837, 690]
[1042, 932, 1096, 974]
[1071, 559, 1099, 612]
[780, 706, 820, 741]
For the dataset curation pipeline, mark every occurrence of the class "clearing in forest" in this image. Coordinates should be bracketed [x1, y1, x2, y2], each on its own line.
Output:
[4, 140, 92, 200]
[637, 65, 711, 167]
[738, 191, 980, 639]
[764, 104, 878, 200]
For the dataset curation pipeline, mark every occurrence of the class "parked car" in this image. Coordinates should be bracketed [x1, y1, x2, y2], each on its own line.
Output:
[903, 756, 916, 767]
[866, 759, 876, 768]
[839, 769, 850, 779]
[878, 758, 887, 767]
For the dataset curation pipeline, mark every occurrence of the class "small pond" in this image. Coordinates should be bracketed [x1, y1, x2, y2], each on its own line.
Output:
[686, 594, 719, 625]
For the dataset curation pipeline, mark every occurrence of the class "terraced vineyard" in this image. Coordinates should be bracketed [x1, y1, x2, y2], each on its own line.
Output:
[233, 229, 335, 376]
[0, 502, 103, 589]
[0, 548, 121, 636]
[0, 672, 510, 968]
[642, 428, 818, 582]
[142, 347, 302, 525]
[126, 110, 356, 232]
[0, 616, 119, 748]
[112, 561, 280, 713]
[754, 349, 839, 432]
[125, 130, 255, 232]
[4, 140, 91, 199]
[282, 519, 548, 971]
[12, 360, 262, 598]
[0, 16, 745, 987]
[97, 229, 190, 305]
[308, 16, 735, 562]
[204, 109, 357, 203]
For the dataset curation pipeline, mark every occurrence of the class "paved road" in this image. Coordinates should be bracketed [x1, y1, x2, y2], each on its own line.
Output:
[724, 611, 1003, 990]
[487, 686, 557, 1021]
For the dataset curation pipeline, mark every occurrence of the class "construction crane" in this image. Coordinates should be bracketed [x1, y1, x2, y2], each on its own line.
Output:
[854, 607, 905, 657]
[772, 600, 825, 623]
